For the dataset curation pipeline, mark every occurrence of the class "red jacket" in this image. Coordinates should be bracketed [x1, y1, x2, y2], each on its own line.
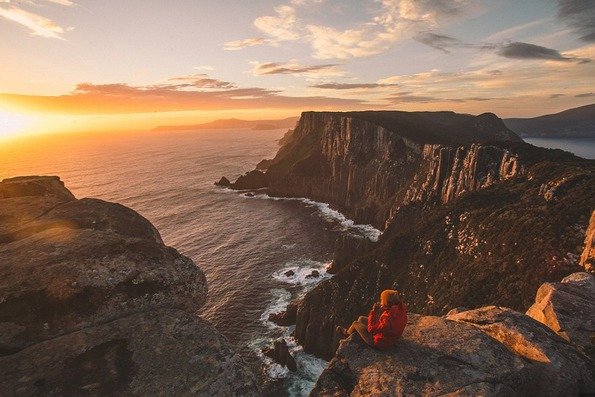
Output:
[367, 303, 407, 349]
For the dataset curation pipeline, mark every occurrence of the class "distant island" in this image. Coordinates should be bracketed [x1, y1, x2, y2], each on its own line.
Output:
[504, 103, 595, 138]
[153, 116, 299, 132]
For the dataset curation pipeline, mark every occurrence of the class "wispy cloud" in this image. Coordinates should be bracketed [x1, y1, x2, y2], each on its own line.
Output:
[0, 5, 65, 39]
[557, 0, 595, 42]
[0, 74, 373, 114]
[223, 37, 265, 51]
[575, 92, 594, 98]
[225, 0, 479, 59]
[251, 61, 343, 77]
[310, 82, 398, 90]
[0, 0, 73, 39]
[498, 42, 577, 62]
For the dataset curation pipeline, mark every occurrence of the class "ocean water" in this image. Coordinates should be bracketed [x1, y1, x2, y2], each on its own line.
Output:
[524, 137, 595, 159]
[0, 128, 380, 395]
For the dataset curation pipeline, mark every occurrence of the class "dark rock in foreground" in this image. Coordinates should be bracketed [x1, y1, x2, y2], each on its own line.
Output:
[231, 170, 268, 190]
[0, 176, 259, 395]
[263, 338, 297, 372]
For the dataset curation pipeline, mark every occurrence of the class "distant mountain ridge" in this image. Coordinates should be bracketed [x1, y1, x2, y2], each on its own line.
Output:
[504, 103, 595, 138]
[153, 116, 298, 131]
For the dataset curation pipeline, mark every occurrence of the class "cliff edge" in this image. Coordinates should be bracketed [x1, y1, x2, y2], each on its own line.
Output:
[311, 273, 594, 396]
[0, 176, 259, 396]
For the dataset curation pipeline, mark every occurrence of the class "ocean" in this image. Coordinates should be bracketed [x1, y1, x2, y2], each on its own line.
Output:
[524, 137, 595, 159]
[0, 128, 380, 396]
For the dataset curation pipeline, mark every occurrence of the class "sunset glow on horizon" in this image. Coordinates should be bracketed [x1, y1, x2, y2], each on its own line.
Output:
[1, 0, 594, 139]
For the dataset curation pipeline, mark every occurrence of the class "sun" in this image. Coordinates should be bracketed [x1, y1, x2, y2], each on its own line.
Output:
[0, 111, 31, 138]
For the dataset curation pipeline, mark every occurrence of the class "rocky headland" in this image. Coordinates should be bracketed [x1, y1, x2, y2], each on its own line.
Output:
[0, 176, 259, 396]
[223, 110, 594, 391]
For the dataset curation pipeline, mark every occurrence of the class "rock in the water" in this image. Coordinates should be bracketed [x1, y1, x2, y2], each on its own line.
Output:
[526, 272, 595, 359]
[268, 301, 298, 326]
[231, 170, 267, 190]
[312, 312, 594, 396]
[580, 210, 595, 272]
[263, 338, 297, 372]
[245, 192, 255, 197]
[448, 306, 594, 395]
[0, 176, 259, 395]
[284, 270, 295, 277]
[215, 176, 231, 187]
[306, 270, 320, 279]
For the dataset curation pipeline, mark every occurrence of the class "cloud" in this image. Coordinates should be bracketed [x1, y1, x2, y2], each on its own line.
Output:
[45, 0, 74, 5]
[251, 61, 343, 77]
[414, 31, 590, 63]
[254, 4, 300, 42]
[557, 0, 595, 42]
[165, 74, 236, 89]
[228, 0, 478, 59]
[310, 82, 398, 90]
[497, 42, 575, 61]
[223, 37, 265, 51]
[413, 32, 462, 54]
[0, 78, 372, 114]
[0, 5, 66, 39]
[549, 93, 565, 99]
[574, 92, 595, 98]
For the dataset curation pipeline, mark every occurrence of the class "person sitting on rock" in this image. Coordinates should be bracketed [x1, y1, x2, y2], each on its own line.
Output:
[336, 289, 407, 350]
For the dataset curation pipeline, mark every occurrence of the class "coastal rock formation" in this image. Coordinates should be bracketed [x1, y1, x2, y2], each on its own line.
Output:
[222, 170, 267, 190]
[243, 111, 594, 359]
[312, 308, 594, 396]
[0, 176, 258, 395]
[580, 211, 595, 271]
[262, 338, 297, 372]
[526, 272, 595, 359]
[268, 301, 298, 326]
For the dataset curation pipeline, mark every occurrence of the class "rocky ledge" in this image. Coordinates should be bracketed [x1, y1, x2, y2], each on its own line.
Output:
[312, 273, 594, 396]
[0, 176, 258, 396]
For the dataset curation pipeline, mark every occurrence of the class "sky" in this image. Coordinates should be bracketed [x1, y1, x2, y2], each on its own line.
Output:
[0, 0, 594, 138]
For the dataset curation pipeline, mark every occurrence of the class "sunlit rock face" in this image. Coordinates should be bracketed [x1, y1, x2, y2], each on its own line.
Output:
[312, 302, 594, 396]
[580, 211, 595, 272]
[254, 111, 594, 360]
[0, 176, 259, 396]
[526, 272, 595, 359]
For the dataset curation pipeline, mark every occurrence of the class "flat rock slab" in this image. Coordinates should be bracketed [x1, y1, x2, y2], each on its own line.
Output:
[0, 309, 259, 396]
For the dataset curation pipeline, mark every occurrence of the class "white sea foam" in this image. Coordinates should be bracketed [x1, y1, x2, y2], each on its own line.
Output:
[271, 259, 332, 287]
[248, 193, 382, 242]
[260, 288, 292, 329]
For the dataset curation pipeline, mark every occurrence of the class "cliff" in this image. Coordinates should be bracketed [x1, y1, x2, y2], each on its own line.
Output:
[0, 176, 258, 395]
[311, 273, 594, 396]
[240, 111, 594, 360]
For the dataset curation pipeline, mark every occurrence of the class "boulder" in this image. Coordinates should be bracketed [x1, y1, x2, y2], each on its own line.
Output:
[306, 270, 320, 279]
[526, 272, 595, 359]
[0, 176, 258, 395]
[312, 312, 594, 396]
[263, 338, 297, 372]
[448, 306, 594, 395]
[284, 270, 295, 277]
[214, 176, 231, 187]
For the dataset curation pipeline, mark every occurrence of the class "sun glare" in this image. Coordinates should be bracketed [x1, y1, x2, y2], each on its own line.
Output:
[0, 111, 31, 138]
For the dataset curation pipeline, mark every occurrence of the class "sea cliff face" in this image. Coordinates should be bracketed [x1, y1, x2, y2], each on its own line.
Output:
[265, 112, 524, 229]
[248, 111, 594, 360]
[0, 176, 259, 396]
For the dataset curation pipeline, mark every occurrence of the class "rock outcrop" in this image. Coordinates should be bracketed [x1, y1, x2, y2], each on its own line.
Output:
[219, 170, 267, 190]
[244, 111, 594, 360]
[580, 210, 595, 271]
[262, 338, 297, 372]
[0, 176, 258, 395]
[526, 272, 595, 359]
[312, 301, 594, 396]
